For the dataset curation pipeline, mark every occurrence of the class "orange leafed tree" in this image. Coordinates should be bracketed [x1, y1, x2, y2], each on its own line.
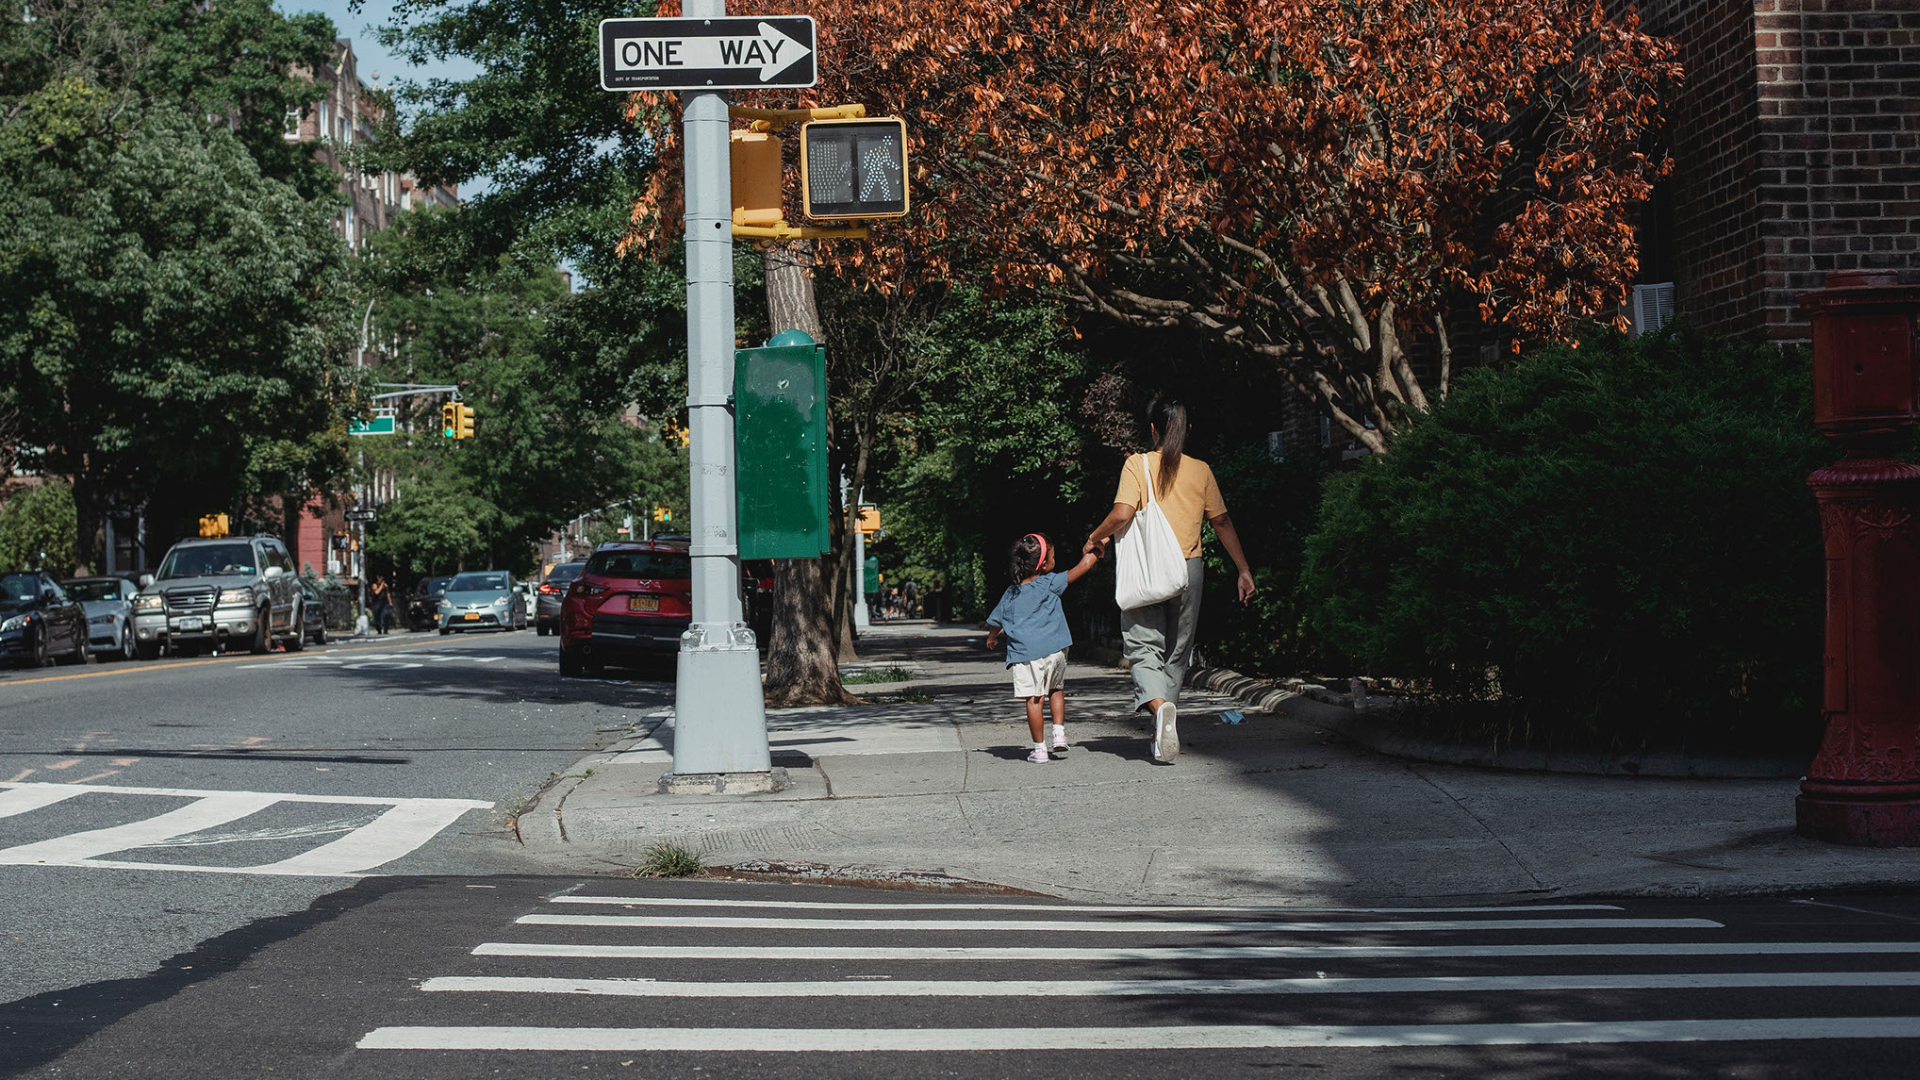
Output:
[624, 1, 1680, 452]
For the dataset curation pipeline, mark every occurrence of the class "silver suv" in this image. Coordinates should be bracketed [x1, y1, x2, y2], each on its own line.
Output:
[132, 535, 305, 658]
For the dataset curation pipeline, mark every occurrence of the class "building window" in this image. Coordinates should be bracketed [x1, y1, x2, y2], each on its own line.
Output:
[1318, 415, 1332, 449]
[1267, 430, 1285, 463]
[283, 106, 302, 140]
[1633, 283, 1675, 336]
[319, 100, 331, 140]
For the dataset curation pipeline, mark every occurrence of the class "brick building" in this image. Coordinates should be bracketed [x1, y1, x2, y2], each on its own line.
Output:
[1636, 0, 1920, 341]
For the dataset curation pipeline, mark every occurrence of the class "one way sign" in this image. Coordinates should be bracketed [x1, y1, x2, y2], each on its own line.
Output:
[599, 17, 817, 92]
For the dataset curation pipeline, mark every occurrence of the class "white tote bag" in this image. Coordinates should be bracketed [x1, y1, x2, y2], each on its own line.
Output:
[1113, 453, 1189, 611]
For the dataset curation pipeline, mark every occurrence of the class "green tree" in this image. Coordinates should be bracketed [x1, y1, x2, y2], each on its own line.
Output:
[358, 216, 685, 577]
[0, 481, 79, 573]
[0, 0, 352, 562]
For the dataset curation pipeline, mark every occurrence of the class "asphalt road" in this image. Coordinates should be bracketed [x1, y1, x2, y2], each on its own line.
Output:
[0, 628, 671, 1009]
[6, 877, 1920, 1078]
[5, 631, 1920, 1078]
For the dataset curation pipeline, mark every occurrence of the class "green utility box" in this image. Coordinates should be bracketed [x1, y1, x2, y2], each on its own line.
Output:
[735, 330, 830, 560]
[863, 556, 879, 594]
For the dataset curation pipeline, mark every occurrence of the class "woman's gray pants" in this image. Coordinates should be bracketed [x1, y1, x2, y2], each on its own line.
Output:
[1121, 557, 1204, 711]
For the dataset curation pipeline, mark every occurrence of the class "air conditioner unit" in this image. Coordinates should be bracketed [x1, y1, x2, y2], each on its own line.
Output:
[1633, 282, 1675, 336]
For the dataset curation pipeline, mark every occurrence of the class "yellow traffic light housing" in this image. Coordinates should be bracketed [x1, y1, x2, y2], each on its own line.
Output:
[730, 130, 785, 228]
[441, 402, 457, 438]
[455, 403, 475, 440]
[198, 513, 229, 538]
[800, 117, 908, 220]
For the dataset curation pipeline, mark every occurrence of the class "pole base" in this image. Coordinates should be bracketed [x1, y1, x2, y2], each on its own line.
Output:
[1796, 792, 1920, 846]
[658, 769, 789, 796]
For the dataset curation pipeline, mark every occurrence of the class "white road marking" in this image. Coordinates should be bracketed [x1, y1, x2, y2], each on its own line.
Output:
[0, 784, 91, 819]
[474, 941, 1920, 961]
[515, 914, 1723, 934]
[357, 1017, 1920, 1052]
[546, 896, 1626, 915]
[260, 799, 489, 876]
[139, 819, 369, 847]
[0, 790, 282, 863]
[0, 782, 490, 876]
[421, 971, 1920, 998]
[341, 662, 423, 670]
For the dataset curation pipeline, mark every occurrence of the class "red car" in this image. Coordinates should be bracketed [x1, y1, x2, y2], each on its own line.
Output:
[558, 542, 692, 677]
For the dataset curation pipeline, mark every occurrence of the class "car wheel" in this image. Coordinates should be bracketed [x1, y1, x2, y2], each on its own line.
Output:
[559, 645, 583, 677]
[30, 627, 53, 668]
[251, 608, 271, 654]
[136, 639, 161, 661]
[284, 603, 305, 652]
[439, 624, 451, 636]
[58, 633, 89, 666]
[119, 626, 135, 662]
[313, 625, 326, 645]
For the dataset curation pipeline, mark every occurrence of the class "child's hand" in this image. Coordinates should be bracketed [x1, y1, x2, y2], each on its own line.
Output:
[985, 628, 1003, 650]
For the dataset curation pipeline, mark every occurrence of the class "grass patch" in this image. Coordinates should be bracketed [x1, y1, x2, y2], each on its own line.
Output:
[842, 666, 915, 685]
[631, 841, 704, 879]
[890, 688, 937, 704]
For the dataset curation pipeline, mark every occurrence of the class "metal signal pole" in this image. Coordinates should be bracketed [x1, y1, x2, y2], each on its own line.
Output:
[664, 0, 776, 793]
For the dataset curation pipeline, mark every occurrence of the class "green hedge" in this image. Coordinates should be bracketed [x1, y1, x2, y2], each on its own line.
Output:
[1301, 328, 1830, 753]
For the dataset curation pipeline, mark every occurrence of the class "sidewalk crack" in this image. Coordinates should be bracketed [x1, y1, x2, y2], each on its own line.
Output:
[1411, 766, 1546, 890]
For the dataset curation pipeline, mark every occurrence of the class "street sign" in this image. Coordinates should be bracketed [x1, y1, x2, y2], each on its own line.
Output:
[349, 417, 396, 436]
[345, 509, 376, 524]
[599, 17, 816, 92]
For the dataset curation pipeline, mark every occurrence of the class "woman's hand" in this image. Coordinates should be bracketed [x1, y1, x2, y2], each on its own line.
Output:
[1236, 568, 1257, 603]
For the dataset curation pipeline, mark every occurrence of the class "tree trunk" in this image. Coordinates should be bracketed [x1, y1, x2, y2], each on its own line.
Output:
[760, 240, 856, 706]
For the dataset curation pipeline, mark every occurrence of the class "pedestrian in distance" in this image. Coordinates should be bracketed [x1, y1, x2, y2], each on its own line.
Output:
[985, 532, 1108, 763]
[369, 577, 393, 635]
[1083, 398, 1256, 764]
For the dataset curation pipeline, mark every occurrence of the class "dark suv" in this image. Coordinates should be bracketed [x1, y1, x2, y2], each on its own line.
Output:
[132, 535, 304, 658]
[535, 561, 585, 636]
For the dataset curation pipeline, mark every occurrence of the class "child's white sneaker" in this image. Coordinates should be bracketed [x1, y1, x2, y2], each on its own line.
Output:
[1152, 701, 1180, 763]
[1025, 748, 1050, 763]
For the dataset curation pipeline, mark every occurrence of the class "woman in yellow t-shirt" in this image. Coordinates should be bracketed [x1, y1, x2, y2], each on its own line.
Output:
[1083, 399, 1256, 764]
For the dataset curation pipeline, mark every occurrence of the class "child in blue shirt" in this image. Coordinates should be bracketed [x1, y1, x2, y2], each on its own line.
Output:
[985, 532, 1106, 762]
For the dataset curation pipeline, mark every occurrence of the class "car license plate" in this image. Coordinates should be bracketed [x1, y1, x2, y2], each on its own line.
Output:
[464, 612, 480, 621]
[175, 617, 205, 631]
[628, 595, 661, 612]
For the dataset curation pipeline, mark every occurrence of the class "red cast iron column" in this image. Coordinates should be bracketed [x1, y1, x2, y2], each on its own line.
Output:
[1797, 270, 1920, 846]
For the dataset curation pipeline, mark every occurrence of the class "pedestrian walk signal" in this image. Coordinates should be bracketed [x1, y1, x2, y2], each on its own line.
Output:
[800, 118, 908, 220]
[652, 506, 672, 523]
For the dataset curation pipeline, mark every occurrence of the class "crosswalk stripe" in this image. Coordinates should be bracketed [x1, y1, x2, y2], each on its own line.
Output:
[357, 1017, 1920, 1052]
[0, 792, 281, 864]
[420, 971, 1920, 998]
[244, 799, 496, 876]
[0, 784, 91, 819]
[515, 914, 1723, 934]
[547, 896, 1627, 915]
[473, 941, 1920, 961]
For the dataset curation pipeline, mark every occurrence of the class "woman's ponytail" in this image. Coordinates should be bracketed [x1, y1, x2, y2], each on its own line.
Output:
[1147, 397, 1188, 493]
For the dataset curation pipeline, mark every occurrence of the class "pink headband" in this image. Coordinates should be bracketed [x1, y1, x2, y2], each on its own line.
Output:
[1025, 533, 1048, 568]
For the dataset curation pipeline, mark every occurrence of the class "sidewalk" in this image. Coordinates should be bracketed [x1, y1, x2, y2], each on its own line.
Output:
[518, 622, 1920, 904]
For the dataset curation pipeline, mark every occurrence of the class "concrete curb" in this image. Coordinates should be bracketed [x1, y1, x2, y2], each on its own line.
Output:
[1186, 665, 1808, 780]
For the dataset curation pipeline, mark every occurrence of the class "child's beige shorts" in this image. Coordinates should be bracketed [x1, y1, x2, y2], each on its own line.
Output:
[1010, 649, 1068, 698]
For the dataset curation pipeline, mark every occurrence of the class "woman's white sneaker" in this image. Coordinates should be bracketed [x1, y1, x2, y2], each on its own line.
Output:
[1152, 702, 1180, 762]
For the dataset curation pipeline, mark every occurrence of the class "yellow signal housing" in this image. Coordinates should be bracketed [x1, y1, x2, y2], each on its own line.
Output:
[454, 403, 476, 440]
[800, 117, 909, 220]
[730, 130, 785, 227]
[198, 513, 229, 538]
[441, 402, 457, 438]
[855, 506, 881, 534]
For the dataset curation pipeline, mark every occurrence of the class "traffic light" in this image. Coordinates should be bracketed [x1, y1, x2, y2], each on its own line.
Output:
[198, 514, 229, 537]
[454, 403, 475, 440]
[652, 506, 671, 523]
[730, 130, 784, 227]
[441, 402, 457, 438]
[800, 118, 908, 220]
